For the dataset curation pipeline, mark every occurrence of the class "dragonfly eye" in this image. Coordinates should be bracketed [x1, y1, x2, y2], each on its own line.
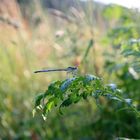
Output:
[67, 67, 72, 69]
[69, 66, 77, 69]
[67, 67, 76, 71]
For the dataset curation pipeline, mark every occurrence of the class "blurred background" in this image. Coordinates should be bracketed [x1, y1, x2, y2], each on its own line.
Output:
[0, 0, 140, 139]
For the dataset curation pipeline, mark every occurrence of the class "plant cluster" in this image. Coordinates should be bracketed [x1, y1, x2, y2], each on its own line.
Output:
[33, 74, 140, 120]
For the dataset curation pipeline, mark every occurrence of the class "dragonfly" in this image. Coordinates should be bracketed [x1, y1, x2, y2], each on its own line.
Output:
[34, 66, 78, 76]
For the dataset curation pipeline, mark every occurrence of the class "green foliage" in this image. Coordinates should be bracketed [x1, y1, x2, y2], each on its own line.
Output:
[121, 39, 140, 73]
[34, 74, 140, 120]
[99, 5, 140, 140]
[103, 5, 124, 20]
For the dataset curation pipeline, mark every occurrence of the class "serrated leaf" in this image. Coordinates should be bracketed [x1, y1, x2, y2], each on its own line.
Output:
[43, 100, 54, 115]
[34, 93, 44, 107]
[82, 92, 88, 99]
[59, 98, 73, 115]
[60, 98, 73, 107]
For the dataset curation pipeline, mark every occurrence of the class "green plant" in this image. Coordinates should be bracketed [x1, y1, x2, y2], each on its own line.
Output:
[122, 38, 140, 73]
[33, 74, 140, 120]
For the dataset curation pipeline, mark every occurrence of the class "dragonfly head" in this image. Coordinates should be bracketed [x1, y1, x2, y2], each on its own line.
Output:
[67, 66, 78, 72]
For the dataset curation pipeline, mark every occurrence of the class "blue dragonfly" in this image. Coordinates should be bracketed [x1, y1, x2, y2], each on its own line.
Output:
[34, 66, 78, 76]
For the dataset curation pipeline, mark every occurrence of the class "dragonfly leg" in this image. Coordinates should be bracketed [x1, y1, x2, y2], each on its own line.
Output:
[72, 70, 77, 77]
[66, 71, 70, 78]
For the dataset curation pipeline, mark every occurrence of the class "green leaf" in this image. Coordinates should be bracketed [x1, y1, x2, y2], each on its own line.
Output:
[34, 93, 44, 107]
[59, 98, 73, 115]
[60, 98, 73, 107]
[43, 99, 55, 115]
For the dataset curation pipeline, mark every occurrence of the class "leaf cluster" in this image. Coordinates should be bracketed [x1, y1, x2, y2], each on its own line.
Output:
[121, 39, 140, 73]
[33, 74, 140, 120]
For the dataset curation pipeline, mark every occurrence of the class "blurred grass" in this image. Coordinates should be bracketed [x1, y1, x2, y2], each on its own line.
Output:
[0, 1, 99, 139]
[0, 0, 140, 139]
